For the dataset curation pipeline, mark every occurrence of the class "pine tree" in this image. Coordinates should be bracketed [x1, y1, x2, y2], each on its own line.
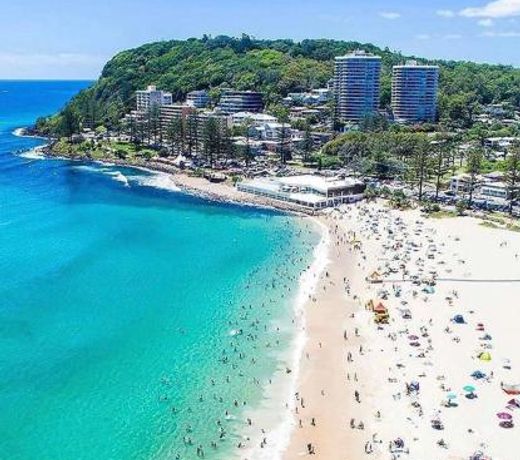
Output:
[466, 147, 483, 207]
[302, 122, 314, 163]
[505, 144, 520, 215]
[432, 139, 451, 200]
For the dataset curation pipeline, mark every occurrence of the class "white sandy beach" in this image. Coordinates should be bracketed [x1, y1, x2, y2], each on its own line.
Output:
[281, 201, 520, 460]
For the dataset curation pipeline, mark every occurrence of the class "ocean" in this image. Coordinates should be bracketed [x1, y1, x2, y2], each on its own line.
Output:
[0, 81, 321, 459]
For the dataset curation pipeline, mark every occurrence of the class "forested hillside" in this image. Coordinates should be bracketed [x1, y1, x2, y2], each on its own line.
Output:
[37, 34, 520, 133]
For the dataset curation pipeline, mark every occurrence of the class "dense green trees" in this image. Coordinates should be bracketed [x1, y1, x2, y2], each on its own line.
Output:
[321, 131, 465, 193]
[37, 35, 520, 135]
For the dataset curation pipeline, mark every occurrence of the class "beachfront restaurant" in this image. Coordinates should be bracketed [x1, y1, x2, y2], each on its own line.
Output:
[237, 175, 366, 209]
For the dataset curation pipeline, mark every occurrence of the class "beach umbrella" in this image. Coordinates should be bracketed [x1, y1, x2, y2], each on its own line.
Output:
[408, 335, 419, 340]
[471, 370, 487, 380]
[447, 393, 457, 400]
[463, 385, 476, 393]
[497, 412, 513, 420]
[479, 352, 492, 362]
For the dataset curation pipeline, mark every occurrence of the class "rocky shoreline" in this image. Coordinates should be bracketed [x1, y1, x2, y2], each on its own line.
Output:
[40, 143, 316, 216]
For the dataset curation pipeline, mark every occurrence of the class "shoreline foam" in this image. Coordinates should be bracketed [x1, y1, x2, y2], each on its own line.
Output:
[239, 217, 330, 460]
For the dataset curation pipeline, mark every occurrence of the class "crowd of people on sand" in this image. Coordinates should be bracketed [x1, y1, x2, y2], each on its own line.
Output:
[286, 201, 518, 460]
[155, 197, 519, 460]
[157, 217, 320, 459]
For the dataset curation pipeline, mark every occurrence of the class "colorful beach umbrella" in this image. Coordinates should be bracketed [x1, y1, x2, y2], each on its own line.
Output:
[447, 393, 457, 400]
[478, 352, 492, 362]
[497, 412, 513, 420]
[463, 385, 476, 393]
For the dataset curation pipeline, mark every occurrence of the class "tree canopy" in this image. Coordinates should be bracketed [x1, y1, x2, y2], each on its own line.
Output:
[37, 34, 520, 134]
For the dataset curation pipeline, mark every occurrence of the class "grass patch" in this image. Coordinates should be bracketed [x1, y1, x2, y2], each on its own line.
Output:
[480, 221, 500, 229]
[480, 220, 520, 232]
[428, 210, 457, 219]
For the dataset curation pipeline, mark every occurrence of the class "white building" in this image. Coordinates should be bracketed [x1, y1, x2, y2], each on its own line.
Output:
[252, 122, 291, 141]
[238, 175, 366, 210]
[449, 174, 479, 195]
[334, 51, 381, 122]
[284, 88, 331, 106]
[480, 181, 512, 201]
[392, 61, 439, 123]
[484, 137, 517, 149]
[230, 112, 277, 126]
[136, 85, 173, 112]
[187, 90, 210, 109]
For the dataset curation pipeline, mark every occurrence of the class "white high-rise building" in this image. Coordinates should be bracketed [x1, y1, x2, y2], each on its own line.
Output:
[334, 51, 381, 123]
[392, 61, 439, 123]
[136, 85, 173, 112]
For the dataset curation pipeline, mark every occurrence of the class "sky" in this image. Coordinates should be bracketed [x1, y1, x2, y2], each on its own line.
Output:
[2, 0, 520, 79]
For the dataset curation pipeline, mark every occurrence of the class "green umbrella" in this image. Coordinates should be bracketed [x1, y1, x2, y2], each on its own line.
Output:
[463, 385, 476, 393]
[447, 393, 457, 400]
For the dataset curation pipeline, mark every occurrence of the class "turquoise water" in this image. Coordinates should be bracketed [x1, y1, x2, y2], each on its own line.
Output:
[0, 81, 318, 459]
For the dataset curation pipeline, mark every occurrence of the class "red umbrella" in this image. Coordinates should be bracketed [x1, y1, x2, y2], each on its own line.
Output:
[497, 412, 512, 420]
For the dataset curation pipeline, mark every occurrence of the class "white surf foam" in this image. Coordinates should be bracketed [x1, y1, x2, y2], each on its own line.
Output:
[12, 128, 25, 137]
[72, 165, 131, 187]
[18, 147, 46, 160]
[12, 127, 46, 140]
[106, 171, 130, 187]
[242, 218, 331, 460]
[73, 164, 102, 173]
[131, 171, 181, 192]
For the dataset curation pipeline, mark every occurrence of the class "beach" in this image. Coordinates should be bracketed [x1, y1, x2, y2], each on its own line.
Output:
[13, 132, 520, 459]
[281, 201, 520, 460]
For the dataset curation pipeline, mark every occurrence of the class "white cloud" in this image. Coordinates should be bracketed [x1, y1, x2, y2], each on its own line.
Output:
[482, 29, 520, 35]
[437, 9, 456, 18]
[460, 0, 520, 18]
[478, 18, 495, 25]
[379, 12, 401, 20]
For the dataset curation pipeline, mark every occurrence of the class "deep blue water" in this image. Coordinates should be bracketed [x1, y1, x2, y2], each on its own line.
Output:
[0, 81, 317, 459]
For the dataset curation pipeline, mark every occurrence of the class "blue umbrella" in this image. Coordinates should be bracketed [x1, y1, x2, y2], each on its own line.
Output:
[471, 370, 487, 380]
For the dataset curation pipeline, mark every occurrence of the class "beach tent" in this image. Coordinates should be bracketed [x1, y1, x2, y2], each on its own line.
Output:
[507, 398, 520, 409]
[502, 383, 520, 395]
[478, 352, 492, 362]
[374, 302, 388, 314]
[368, 271, 383, 283]
[453, 315, 466, 324]
[373, 302, 390, 324]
